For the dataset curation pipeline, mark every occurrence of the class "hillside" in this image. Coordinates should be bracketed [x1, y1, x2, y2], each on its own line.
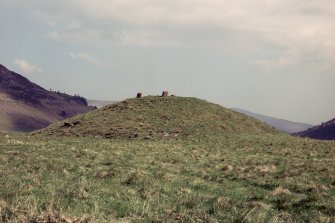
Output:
[35, 96, 279, 138]
[0, 64, 95, 132]
[232, 108, 313, 133]
[294, 118, 335, 140]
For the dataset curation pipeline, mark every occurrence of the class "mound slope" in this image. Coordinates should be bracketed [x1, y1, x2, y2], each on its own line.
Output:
[232, 108, 313, 133]
[35, 96, 278, 139]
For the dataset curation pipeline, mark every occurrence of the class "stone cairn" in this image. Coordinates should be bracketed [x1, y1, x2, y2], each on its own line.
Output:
[161, 91, 169, 97]
[136, 92, 143, 98]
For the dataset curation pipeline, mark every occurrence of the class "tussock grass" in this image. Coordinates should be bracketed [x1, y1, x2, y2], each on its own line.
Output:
[1, 97, 334, 222]
[1, 132, 334, 222]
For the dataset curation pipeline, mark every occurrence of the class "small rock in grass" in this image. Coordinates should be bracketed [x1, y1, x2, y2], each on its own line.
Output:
[271, 186, 291, 196]
[95, 171, 115, 179]
[62, 122, 72, 127]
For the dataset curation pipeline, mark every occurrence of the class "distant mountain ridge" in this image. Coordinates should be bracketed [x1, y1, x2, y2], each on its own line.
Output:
[293, 118, 335, 140]
[231, 108, 313, 133]
[87, 99, 117, 108]
[0, 64, 95, 132]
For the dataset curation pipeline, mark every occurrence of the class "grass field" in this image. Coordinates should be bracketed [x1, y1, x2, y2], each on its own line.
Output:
[0, 97, 334, 222]
[0, 133, 334, 222]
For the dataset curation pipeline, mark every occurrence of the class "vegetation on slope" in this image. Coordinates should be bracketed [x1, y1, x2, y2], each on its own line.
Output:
[231, 108, 313, 133]
[34, 96, 278, 139]
[1, 96, 334, 222]
[294, 118, 335, 140]
[0, 64, 94, 132]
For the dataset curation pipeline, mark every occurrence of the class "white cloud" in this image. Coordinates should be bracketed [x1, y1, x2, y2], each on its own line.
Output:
[47, 28, 106, 46]
[18, 0, 335, 71]
[69, 52, 102, 66]
[24, 0, 335, 27]
[14, 59, 42, 74]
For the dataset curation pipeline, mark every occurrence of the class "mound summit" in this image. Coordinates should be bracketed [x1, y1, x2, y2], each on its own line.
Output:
[35, 96, 278, 139]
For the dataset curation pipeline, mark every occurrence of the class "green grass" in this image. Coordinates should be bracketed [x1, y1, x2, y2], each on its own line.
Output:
[34, 96, 277, 139]
[0, 133, 334, 222]
[1, 97, 334, 222]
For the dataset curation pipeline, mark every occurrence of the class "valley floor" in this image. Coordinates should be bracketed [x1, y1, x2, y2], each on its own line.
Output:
[0, 134, 334, 222]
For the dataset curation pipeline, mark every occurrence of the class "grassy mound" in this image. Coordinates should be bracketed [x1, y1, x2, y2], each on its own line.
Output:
[34, 96, 278, 139]
[1, 97, 334, 222]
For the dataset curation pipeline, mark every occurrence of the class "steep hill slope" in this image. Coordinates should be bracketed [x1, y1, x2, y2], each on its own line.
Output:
[294, 118, 335, 140]
[0, 64, 95, 132]
[232, 108, 313, 133]
[35, 96, 279, 138]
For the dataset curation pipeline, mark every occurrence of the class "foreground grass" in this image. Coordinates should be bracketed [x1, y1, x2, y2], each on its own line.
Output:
[0, 133, 334, 222]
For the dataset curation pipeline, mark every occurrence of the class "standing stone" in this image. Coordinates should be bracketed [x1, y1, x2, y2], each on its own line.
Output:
[137, 92, 142, 98]
[161, 91, 169, 97]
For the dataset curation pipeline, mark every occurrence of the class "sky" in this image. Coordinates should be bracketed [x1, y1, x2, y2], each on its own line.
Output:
[0, 0, 334, 124]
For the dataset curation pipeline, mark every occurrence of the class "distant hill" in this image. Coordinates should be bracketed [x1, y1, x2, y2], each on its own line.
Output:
[0, 64, 95, 132]
[231, 108, 313, 133]
[87, 99, 117, 108]
[293, 118, 335, 140]
[34, 96, 279, 139]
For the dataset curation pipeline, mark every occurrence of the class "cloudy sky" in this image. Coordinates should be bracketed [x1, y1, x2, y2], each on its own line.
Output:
[1, 0, 334, 124]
